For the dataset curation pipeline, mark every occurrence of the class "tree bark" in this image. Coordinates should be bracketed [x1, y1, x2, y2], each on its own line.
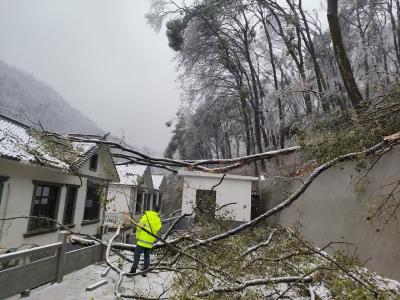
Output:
[327, 0, 363, 110]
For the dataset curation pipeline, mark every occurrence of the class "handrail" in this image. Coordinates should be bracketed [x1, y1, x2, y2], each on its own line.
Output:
[162, 215, 183, 222]
[0, 242, 61, 263]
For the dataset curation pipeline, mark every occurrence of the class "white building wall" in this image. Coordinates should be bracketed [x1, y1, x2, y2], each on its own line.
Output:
[181, 176, 253, 222]
[79, 144, 118, 181]
[0, 158, 103, 249]
[107, 184, 133, 214]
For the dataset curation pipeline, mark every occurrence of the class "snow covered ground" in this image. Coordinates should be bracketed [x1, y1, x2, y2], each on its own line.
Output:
[8, 259, 174, 300]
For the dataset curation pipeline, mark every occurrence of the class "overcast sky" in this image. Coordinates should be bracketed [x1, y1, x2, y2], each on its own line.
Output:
[0, 0, 324, 153]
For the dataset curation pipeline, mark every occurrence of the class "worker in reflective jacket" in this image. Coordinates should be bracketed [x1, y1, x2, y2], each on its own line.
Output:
[130, 205, 162, 275]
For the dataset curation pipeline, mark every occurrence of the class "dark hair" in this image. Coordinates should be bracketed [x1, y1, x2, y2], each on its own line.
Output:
[153, 205, 161, 212]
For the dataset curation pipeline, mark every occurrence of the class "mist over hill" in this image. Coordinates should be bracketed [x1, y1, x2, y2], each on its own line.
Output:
[0, 60, 102, 134]
[0, 60, 161, 157]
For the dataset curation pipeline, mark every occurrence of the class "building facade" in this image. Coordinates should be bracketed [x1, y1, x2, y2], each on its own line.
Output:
[0, 115, 119, 251]
[179, 171, 258, 223]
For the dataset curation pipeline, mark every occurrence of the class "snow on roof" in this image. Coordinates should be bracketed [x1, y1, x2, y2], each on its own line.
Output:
[72, 142, 98, 155]
[113, 164, 148, 186]
[152, 174, 165, 190]
[0, 114, 98, 171]
[71, 142, 100, 170]
[178, 170, 258, 181]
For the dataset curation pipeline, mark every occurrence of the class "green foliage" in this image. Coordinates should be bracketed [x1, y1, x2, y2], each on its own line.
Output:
[164, 223, 400, 299]
[28, 129, 81, 167]
[294, 87, 400, 164]
[166, 19, 186, 51]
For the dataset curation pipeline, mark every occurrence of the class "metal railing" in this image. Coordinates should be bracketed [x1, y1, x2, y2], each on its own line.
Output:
[0, 231, 104, 299]
[104, 212, 124, 226]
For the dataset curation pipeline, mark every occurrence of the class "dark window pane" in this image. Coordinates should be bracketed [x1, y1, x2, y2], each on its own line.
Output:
[135, 193, 143, 214]
[0, 183, 3, 207]
[42, 187, 50, 197]
[152, 194, 157, 210]
[63, 186, 77, 225]
[35, 186, 42, 196]
[89, 154, 99, 171]
[83, 185, 101, 221]
[144, 194, 150, 211]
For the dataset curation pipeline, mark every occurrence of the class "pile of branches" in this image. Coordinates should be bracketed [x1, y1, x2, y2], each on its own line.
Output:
[69, 134, 400, 298]
[293, 87, 400, 164]
[71, 218, 400, 299]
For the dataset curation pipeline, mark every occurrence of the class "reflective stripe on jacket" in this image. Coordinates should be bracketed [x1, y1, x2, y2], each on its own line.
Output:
[135, 210, 162, 249]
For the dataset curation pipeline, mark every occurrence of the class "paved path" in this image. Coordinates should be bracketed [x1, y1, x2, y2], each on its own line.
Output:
[9, 261, 174, 300]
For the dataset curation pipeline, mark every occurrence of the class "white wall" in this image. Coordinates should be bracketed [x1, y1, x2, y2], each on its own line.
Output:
[264, 146, 400, 280]
[79, 144, 118, 181]
[107, 184, 133, 214]
[181, 176, 253, 222]
[0, 158, 103, 249]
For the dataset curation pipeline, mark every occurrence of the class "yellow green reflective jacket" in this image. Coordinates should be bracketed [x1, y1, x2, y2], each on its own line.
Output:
[135, 210, 162, 248]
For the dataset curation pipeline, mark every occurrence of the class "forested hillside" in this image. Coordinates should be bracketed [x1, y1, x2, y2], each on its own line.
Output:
[150, 0, 400, 164]
[0, 60, 102, 134]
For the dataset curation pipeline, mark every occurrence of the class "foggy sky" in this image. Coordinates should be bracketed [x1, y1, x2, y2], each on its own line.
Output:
[0, 0, 324, 153]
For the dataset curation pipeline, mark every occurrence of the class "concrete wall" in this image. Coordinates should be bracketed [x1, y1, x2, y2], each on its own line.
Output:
[182, 175, 253, 222]
[161, 174, 183, 215]
[261, 146, 400, 280]
[0, 159, 104, 249]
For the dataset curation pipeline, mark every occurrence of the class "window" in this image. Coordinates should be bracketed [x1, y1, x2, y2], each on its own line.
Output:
[135, 193, 143, 214]
[63, 186, 78, 225]
[0, 183, 3, 207]
[144, 194, 151, 211]
[152, 194, 158, 210]
[195, 190, 216, 219]
[83, 184, 101, 221]
[28, 183, 61, 232]
[89, 153, 99, 171]
[0, 176, 8, 206]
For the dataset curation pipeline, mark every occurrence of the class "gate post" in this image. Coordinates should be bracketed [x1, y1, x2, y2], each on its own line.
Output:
[56, 231, 68, 283]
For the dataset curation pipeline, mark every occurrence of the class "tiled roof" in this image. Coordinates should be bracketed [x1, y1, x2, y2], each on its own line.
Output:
[152, 174, 165, 190]
[0, 114, 98, 171]
[113, 164, 148, 186]
[71, 142, 100, 170]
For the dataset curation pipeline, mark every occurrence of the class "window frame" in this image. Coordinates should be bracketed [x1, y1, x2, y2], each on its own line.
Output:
[82, 183, 102, 223]
[89, 153, 99, 172]
[62, 185, 79, 225]
[144, 193, 151, 211]
[0, 176, 9, 207]
[152, 193, 158, 210]
[27, 181, 63, 234]
[135, 192, 143, 215]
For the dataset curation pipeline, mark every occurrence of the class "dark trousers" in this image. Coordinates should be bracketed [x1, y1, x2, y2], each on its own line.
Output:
[131, 245, 151, 272]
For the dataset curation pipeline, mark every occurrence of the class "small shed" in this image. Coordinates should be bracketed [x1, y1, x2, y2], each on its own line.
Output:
[179, 171, 258, 223]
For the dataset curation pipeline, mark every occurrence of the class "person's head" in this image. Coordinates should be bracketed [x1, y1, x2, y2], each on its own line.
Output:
[153, 205, 161, 213]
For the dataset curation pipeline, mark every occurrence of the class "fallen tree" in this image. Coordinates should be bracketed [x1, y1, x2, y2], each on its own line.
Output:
[1, 132, 400, 298]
